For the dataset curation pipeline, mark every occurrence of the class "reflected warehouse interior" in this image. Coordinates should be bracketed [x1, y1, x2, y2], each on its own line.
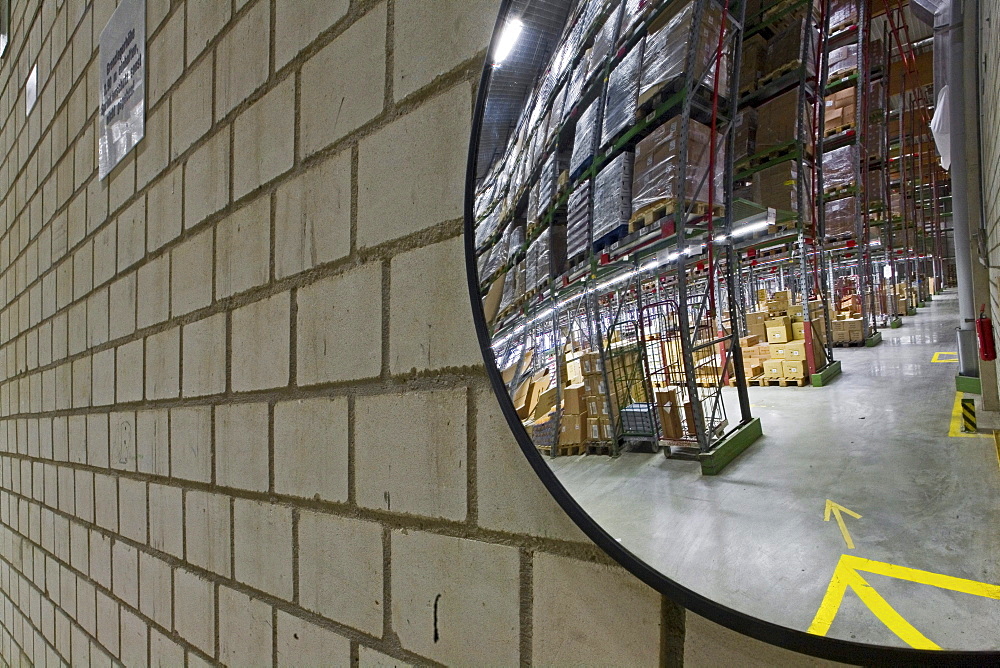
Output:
[468, 0, 1000, 656]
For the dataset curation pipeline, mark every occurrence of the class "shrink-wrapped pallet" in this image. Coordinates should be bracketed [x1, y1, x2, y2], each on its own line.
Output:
[570, 101, 598, 179]
[567, 181, 592, 259]
[593, 151, 634, 240]
[601, 40, 645, 146]
[631, 116, 717, 211]
[823, 145, 857, 191]
[638, 1, 727, 106]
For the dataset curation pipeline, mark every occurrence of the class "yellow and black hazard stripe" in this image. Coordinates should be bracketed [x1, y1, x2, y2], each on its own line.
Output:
[961, 398, 977, 433]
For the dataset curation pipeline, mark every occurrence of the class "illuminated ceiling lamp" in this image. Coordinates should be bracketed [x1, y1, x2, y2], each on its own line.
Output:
[493, 18, 523, 67]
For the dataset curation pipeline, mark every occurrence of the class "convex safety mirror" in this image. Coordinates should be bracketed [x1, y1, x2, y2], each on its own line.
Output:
[465, 0, 1000, 662]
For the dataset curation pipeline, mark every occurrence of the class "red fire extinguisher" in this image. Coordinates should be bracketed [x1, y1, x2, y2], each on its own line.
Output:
[977, 305, 997, 361]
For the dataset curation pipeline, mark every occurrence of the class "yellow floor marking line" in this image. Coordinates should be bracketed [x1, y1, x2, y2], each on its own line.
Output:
[994, 431, 1000, 470]
[808, 555, 1000, 649]
[949, 392, 990, 438]
[823, 500, 861, 549]
[931, 352, 959, 363]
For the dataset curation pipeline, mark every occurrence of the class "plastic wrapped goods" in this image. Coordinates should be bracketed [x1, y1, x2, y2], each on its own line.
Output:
[538, 152, 561, 213]
[527, 183, 541, 228]
[632, 116, 717, 211]
[525, 226, 566, 292]
[638, 2, 727, 106]
[570, 101, 598, 178]
[567, 181, 592, 258]
[827, 44, 857, 76]
[825, 196, 856, 237]
[593, 151, 634, 240]
[588, 11, 619, 80]
[823, 145, 857, 191]
[601, 40, 645, 147]
[829, 0, 857, 29]
[563, 53, 591, 113]
[475, 207, 501, 250]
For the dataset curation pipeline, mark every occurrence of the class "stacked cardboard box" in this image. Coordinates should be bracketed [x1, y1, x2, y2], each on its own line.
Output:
[632, 115, 715, 211]
[734, 109, 758, 163]
[755, 89, 801, 151]
[825, 196, 856, 237]
[824, 86, 856, 134]
[823, 145, 857, 190]
[740, 34, 767, 89]
[831, 316, 865, 343]
[740, 292, 829, 382]
[764, 10, 816, 76]
[566, 350, 615, 442]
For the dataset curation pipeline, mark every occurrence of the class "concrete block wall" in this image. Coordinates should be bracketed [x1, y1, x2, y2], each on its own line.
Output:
[982, 0, 1000, 397]
[0, 0, 846, 665]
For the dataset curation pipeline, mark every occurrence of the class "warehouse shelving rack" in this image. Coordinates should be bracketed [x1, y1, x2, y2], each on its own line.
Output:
[476, 0, 763, 471]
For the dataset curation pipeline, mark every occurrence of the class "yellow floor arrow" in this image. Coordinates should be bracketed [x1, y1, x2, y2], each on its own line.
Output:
[809, 555, 1000, 649]
[824, 499, 861, 549]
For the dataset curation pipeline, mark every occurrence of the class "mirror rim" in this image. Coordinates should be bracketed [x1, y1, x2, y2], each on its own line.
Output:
[463, 0, 1000, 664]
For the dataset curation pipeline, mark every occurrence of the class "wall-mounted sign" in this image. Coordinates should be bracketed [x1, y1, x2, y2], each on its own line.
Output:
[98, 0, 145, 179]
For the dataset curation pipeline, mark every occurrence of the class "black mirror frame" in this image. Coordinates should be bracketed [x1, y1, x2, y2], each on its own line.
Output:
[463, 1, 1000, 665]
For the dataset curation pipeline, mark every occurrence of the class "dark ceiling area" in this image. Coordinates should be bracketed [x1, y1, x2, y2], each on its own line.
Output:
[476, 0, 575, 181]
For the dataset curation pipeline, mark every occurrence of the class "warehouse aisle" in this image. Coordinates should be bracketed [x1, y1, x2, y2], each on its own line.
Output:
[549, 291, 1000, 649]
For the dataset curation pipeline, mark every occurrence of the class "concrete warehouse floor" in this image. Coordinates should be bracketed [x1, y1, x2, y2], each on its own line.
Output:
[548, 291, 1000, 650]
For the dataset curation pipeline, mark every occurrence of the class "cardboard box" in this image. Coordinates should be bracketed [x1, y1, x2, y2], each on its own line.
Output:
[748, 322, 767, 340]
[533, 386, 559, 421]
[600, 418, 614, 441]
[739, 335, 760, 348]
[833, 330, 850, 343]
[744, 363, 764, 378]
[559, 414, 585, 446]
[580, 352, 603, 376]
[785, 341, 807, 360]
[563, 384, 587, 415]
[792, 321, 806, 340]
[747, 311, 769, 325]
[587, 417, 601, 441]
[583, 375, 606, 396]
[782, 359, 806, 379]
[587, 396, 611, 418]
[657, 402, 684, 440]
[770, 343, 788, 359]
[763, 360, 784, 378]
[767, 325, 791, 344]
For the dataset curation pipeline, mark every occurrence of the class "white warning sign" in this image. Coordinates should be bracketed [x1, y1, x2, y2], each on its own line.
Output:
[98, 0, 145, 179]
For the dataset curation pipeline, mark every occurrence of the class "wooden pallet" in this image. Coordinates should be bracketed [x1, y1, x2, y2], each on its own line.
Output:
[825, 122, 856, 137]
[537, 443, 587, 457]
[629, 199, 723, 231]
[832, 340, 865, 348]
[830, 19, 856, 34]
[827, 67, 859, 88]
[737, 141, 812, 171]
[732, 375, 809, 387]
[824, 184, 855, 198]
[586, 441, 615, 456]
